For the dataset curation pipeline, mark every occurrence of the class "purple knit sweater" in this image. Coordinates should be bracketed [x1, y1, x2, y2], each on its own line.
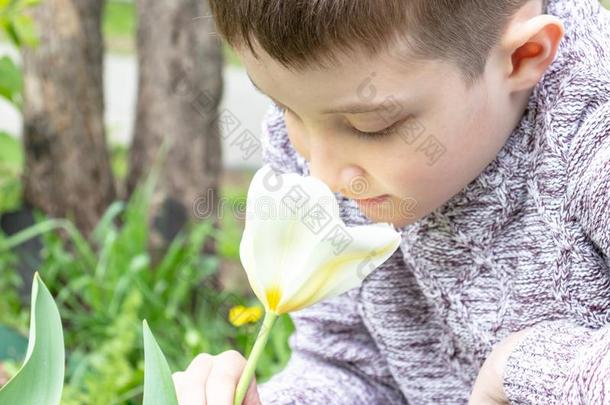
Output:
[256, 0, 610, 403]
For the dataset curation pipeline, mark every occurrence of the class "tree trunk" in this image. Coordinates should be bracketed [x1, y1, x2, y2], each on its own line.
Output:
[128, 0, 224, 256]
[21, 0, 115, 236]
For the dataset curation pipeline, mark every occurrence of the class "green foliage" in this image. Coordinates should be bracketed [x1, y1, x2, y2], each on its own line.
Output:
[103, 1, 134, 39]
[0, 0, 39, 48]
[0, 0, 39, 108]
[101, 0, 242, 66]
[217, 184, 247, 261]
[0, 131, 23, 212]
[0, 274, 65, 405]
[0, 167, 294, 403]
[110, 144, 129, 181]
[0, 276, 210, 405]
[0, 232, 22, 330]
[102, 0, 135, 53]
[0, 0, 38, 110]
[142, 321, 178, 405]
[0, 56, 22, 108]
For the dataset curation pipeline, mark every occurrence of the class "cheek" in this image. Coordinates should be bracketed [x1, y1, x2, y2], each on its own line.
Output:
[284, 112, 309, 160]
[374, 137, 453, 208]
[370, 153, 421, 194]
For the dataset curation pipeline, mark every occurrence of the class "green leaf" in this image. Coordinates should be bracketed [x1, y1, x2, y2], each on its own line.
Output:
[11, 14, 38, 47]
[0, 273, 65, 405]
[20, 0, 41, 8]
[3, 20, 21, 47]
[0, 55, 22, 107]
[142, 320, 179, 405]
[0, 130, 23, 168]
[0, 324, 27, 362]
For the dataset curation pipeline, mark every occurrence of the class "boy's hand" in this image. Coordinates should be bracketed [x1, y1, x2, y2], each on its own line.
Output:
[468, 328, 533, 405]
[172, 350, 262, 405]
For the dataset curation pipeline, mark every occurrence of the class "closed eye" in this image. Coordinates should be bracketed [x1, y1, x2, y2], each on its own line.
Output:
[351, 124, 399, 140]
[277, 104, 405, 141]
[351, 118, 408, 141]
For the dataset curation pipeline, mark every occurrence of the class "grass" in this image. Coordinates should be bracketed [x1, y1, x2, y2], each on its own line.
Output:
[110, 143, 129, 181]
[103, 1, 136, 54]
[103, 1, 135, 39]
[0, 148, 292, 403]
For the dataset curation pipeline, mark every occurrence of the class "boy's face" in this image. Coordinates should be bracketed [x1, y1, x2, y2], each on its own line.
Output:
[239, 40, 531, 228]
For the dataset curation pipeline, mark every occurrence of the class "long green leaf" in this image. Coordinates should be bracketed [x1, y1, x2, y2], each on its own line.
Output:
[0, 273, 65, 405]
[142, 320, 179, 405]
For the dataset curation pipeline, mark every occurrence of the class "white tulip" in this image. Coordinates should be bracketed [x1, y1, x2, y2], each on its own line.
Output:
[233, 164, 402, 405]
[239, 164, 402, 314]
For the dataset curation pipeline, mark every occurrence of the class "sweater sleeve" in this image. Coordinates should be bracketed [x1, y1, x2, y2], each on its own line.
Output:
[258, 289, 406, 405]
[502, 320, 610, 404]
[502, 101, 610, 404]
[257, 291, 407, 405]
[256, 102, 406, 405]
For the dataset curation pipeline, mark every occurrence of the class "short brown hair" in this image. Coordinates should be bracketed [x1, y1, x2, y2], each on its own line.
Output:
[209, 0, 546, 87]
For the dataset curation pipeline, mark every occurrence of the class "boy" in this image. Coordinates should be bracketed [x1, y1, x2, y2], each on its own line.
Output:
[172, 0, 610, 403]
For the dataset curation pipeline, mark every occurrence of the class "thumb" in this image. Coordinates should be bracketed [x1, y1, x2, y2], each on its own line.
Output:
[241, 377, 262, 405]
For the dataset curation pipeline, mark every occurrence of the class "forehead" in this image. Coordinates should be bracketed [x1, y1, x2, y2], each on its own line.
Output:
[237, 40, 447, 116]
[239, 37, 425, 81]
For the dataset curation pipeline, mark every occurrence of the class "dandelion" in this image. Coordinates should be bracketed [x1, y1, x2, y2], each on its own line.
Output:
[228, 305, 263, 327]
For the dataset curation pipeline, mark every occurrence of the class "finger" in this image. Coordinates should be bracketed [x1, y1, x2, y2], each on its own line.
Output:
[174, 354, 214, 405]
[242, 376, 262, 405]
[205, 350, 247, 405]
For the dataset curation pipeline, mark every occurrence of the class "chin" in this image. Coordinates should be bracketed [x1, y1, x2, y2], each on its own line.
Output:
[367, 210, 416, 229]
[367, 215, 408, 229]
[356, 196, 420, 228]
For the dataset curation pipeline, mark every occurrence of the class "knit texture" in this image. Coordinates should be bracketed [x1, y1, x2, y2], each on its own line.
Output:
[256, 0, 610, 403]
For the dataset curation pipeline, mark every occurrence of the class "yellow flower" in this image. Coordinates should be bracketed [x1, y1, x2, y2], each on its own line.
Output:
[239, 164, 401, 315]
[228, 305, 263, 327]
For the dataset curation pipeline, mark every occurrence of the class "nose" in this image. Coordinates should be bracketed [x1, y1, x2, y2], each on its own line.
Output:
[307, 136, 365, 195]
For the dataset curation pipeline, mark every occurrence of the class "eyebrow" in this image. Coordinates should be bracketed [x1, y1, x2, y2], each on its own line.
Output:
[246, 73, 396, 115]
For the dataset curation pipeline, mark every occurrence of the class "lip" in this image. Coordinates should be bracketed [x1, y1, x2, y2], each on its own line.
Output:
[354, 194, 390, 206]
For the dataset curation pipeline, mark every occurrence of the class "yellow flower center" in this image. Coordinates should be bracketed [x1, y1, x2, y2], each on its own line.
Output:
[265, 285, 282, 313]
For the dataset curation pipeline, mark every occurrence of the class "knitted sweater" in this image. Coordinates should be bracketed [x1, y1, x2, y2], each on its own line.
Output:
[256, 0, 610, 403]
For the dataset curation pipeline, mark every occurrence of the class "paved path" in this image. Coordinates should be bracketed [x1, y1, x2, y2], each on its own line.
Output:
[0, 44, 270, 169]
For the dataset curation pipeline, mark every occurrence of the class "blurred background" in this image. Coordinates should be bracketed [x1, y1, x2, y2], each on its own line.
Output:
[0, 1, 292, 403]
[1, 0, 609, 403]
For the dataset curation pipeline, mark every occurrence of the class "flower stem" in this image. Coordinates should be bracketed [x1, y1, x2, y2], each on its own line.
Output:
[233, 311, 278, 405]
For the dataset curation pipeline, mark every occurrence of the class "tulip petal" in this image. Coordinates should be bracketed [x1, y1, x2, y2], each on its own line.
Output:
[240, 165, 344, 310]
[239, 221, 268, 309]
[240, 165, 402, 315]
[277, 222, 401, 313]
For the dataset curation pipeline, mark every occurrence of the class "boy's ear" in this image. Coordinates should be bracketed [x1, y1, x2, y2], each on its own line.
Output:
[501, 14, 565, 92]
